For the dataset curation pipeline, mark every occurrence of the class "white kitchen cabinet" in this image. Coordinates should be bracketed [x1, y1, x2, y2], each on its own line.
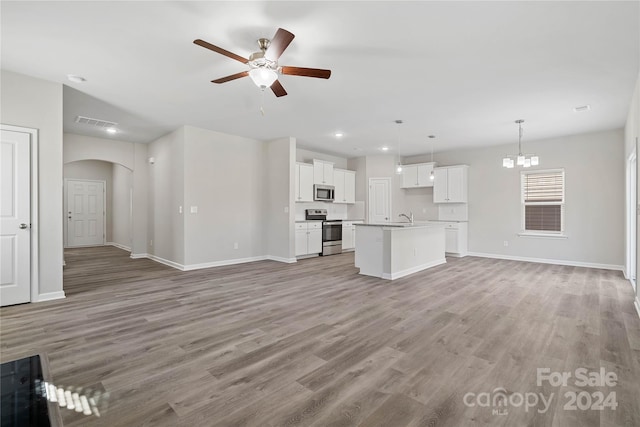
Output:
[401, 163, 435, 188]
[342, 220, 362, 251]
[433, 165, 468, 203]
[333, 169, 356, 204]
[440, 221, 468, 257]
[295, 222, 322, 256]
[313, 160, 334, 185]
[308, 225, 322, 254]
[295, 163, 314, 202]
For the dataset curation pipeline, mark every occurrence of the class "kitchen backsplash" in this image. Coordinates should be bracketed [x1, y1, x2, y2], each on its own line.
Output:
[295, 201, 364, 220]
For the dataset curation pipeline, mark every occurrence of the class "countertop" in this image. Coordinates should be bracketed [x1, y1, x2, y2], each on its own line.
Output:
[295, 219, 365, 223]
[356, 221, 446, 229]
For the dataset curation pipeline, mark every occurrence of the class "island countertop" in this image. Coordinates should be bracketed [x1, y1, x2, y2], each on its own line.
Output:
[354, 222, 446, 280]
[355, 221, 446, 229]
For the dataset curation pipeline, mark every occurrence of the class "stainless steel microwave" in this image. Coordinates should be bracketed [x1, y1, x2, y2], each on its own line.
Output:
[314, 184, 335, 202]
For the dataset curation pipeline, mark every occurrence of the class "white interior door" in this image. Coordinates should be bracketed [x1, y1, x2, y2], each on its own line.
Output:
[1, 129, 31, 306]
[67, 180, 105, 247]
[369, 178, 391, 223]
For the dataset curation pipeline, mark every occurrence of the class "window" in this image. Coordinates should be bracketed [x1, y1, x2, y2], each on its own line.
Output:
[521, 170, 564, 234]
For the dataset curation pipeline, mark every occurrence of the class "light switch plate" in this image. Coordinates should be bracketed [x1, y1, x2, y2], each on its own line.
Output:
[190, 206, 198, 214]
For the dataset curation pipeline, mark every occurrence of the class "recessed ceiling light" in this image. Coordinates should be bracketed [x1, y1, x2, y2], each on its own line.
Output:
[573, 105, 591, 113]
[381, 146, 389, 151]
[67, 74, 86, 83]
[105, 128, 117, 134]
[335, 132, 344, 138]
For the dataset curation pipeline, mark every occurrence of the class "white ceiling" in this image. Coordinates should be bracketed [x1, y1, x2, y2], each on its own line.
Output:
[2, 1, 638, 157]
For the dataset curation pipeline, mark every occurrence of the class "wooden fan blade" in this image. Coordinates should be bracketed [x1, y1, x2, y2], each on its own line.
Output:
[212, 71, 248, 84]
[264, 28, 295, 61]
[280, 66, 331, 79]
[194, 39, 248, 64]
[271, 79, 288, 97]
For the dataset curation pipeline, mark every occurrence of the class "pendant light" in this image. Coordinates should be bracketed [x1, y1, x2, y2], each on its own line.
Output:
[395, 120, 403, 175]
[502, 119, 539, 168]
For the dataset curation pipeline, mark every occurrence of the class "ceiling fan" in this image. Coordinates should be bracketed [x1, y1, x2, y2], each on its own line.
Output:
[194, 28, 331, 97]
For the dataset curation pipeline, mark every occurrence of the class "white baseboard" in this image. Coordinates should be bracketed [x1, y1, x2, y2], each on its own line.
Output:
[184, 256, 269, 271]
[35, 291, 66, 302]
[133, 253, 297, 271]
[265, 255, 297, 264]
[106, 242, 131, 252]
[130, 253, 149, 259]
[146, 254, 185, 271]
[467, 252, 624, 272]
[635, 296, 640, 320]
[382, 258, 447, 280]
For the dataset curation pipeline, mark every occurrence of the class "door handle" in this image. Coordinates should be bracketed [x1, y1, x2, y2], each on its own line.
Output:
[19, 223, 29, 229]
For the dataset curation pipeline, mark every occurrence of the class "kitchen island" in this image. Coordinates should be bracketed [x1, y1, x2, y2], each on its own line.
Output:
[354, 222, 446, 280]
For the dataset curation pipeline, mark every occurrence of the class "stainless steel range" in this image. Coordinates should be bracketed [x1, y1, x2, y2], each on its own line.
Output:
[305, 209, 342, 256]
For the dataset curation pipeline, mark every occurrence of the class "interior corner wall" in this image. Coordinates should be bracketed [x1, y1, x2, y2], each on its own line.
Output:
[132, 143, 147, 256]
[182, 126, 266, 266]
[62, 132, 147, 256]
[297, 147, 348, 169]
[625, 72, 640, 302]
[63, 160, 114, 244]
[266, 137, 295, 261]
[1, 70, 64, 298]
[64, 133, 135, 170]
[147, 127, 185, 265]
[432, 129, 625, 267]
[112, 163, 132, 249]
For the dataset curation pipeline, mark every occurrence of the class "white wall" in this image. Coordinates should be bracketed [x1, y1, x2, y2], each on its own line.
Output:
[132, 143, 148, 256]
[147, 127, 185, 265]
[63, 160, 113, 244]
[1, 70, 64, 299]
[182, 126, 267, 266]
[112, 163, 132, 249]
[625, 73, 640, 303]
[404, 129, 625, 268]
[266, 137, 296, 262]
[64, 133, 135, 170]
[63, 133, 147, 255]
[296, 148, 348, 169]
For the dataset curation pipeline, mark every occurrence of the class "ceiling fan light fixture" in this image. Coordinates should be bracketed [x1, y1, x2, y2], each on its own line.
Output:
[248, 68, 278, 89]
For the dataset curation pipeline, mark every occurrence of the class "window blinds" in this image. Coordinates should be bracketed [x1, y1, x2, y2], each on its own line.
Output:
[522, 171, 564, 232]
[523, 172, 564, 203]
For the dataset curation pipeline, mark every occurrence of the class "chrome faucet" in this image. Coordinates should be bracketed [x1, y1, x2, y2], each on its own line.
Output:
[399, 212, 414, 223]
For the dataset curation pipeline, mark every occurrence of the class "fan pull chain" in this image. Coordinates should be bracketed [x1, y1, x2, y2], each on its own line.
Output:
[260, 89, 266, 116]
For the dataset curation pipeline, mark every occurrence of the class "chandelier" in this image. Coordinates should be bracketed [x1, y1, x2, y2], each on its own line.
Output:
[502, 119, 539, 168]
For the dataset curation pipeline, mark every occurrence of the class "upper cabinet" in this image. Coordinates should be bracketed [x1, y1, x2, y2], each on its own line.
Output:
[334, 169, 355, 204]
[401, 163, 435, 188]
[313, 160, 334, 185]
[295, 162, 314, 202]
[433, 165, 468, 203]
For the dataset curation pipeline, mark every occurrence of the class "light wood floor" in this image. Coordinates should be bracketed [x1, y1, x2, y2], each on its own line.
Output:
[1, 246, 640, 426]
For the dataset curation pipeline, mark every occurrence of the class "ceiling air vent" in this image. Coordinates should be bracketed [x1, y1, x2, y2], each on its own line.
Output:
[75, 115, 118, 129]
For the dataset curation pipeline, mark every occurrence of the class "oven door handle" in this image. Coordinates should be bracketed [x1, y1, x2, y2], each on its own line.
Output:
[323, 222, 343, 225]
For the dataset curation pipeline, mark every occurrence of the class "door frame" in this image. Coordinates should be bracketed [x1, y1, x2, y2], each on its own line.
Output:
[64, 178, 107, 248]
[629, 146, 638, 291]
[368, 177, 392, 223]
[1, 124, 39, 302]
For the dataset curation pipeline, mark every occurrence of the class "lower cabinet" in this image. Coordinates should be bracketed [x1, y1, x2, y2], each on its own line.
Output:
[441, 222, 468, 257]
[342, 221, 363, 251]
[295, 222, 322, 256]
